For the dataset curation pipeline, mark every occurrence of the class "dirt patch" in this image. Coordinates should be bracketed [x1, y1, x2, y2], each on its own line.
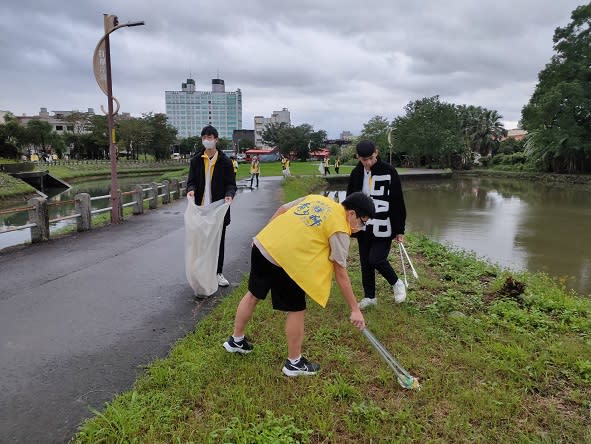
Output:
[483, 276, 527, 304]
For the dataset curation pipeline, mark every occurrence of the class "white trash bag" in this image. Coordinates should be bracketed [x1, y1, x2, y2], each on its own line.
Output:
[184, 198, 230, 297]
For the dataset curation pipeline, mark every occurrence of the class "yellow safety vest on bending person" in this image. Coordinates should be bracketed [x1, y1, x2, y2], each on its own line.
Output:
[255, 195, 351, 307]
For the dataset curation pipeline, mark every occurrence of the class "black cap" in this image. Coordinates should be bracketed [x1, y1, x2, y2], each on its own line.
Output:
[356, 140, 376, 157]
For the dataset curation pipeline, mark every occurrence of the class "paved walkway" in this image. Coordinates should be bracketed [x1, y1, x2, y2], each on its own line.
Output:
[0, 177, 283, 444]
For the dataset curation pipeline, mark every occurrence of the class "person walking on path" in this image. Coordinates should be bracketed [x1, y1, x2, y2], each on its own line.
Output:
[223, 192, 375, 376]
[250, 156, 260, 188]
[334, 157, 341, 174]
[323, 156, 331, 175]
[346, 140, 407, 309]
[186, 125, 237, 288]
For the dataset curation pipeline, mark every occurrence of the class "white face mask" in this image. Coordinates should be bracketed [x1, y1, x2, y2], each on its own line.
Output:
[202, 139, 216, 150]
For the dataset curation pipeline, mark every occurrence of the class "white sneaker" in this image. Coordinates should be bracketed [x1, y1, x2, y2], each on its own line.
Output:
[393, 280, 406, 303]
[358, 297, 377, 309]
[217, 273, 230, 287]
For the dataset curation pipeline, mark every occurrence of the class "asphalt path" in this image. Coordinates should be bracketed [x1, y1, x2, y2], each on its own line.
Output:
[0, 176, 283, 443]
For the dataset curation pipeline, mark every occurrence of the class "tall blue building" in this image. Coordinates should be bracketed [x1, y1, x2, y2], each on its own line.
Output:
[165, 78, 242, 140]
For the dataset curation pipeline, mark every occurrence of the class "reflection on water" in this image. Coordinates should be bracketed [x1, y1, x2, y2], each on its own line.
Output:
[0, 175, 164, 251]
[326, 177, 591, 296]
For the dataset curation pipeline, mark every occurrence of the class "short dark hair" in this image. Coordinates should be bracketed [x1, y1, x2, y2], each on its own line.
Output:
[342, 192, 375, 219]
[201, 125, 218, 138]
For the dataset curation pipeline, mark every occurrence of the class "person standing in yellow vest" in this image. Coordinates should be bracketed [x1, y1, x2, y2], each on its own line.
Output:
[249, 156, 260, 188]
[281, 155, 291, 177]
[230, 156, 238, 176]
[223, 192, 375, 376]
[323, 156, 331, 175]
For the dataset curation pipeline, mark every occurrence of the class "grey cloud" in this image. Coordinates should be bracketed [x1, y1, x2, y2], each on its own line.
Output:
[0, 0, 583, 137]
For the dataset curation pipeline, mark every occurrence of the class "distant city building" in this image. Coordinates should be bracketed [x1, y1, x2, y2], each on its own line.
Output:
[15, 107, 96, 134]
[165, 77, 242, 140]
[254, 108, 291, 147]
[340, 130, 353, 140]
[232, 129, 255, 150]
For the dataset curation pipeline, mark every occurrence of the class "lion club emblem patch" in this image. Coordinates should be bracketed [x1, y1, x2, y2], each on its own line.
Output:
[292, 199, 332, 227]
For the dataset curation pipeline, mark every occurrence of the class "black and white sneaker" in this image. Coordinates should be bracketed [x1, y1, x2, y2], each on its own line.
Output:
[282, 356, 320, 376]
[223, 336, 253, 354]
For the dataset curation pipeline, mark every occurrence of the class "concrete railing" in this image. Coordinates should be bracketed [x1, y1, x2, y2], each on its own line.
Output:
[0, 179, 187, 244]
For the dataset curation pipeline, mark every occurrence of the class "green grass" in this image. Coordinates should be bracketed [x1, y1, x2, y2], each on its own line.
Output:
[46, 162, 187, 182]
[0, 172, 36, 197]
[235, 160, 355, 181]
[73, 177, 591, 443]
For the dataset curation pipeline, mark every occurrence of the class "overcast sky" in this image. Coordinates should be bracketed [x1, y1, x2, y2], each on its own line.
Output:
[0, 1, 583, 138]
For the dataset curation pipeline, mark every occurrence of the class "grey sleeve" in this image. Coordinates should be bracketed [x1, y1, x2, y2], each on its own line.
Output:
[329, 232, 351, 268]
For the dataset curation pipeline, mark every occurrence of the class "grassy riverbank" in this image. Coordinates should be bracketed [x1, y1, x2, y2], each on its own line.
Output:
[0, 172, 36, 197]
[456, 169, 591, 188]
[0, 161, 188, 199]
[74, 178, 590, 443]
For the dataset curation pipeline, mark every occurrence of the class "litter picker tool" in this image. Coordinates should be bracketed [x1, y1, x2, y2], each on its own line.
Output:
[399, 242, 419, 280]
[398, 243, 408, 287]
[362, 328, 421, 390]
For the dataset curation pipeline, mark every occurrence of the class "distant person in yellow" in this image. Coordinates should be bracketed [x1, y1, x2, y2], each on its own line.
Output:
[334, 157, 341, 174]
[223, 192, 375, 376]
[230, 156, 238, 176]
[249, 156, 260, 188]
[281, 155, 291, 177]
[323, 157, 331, 175]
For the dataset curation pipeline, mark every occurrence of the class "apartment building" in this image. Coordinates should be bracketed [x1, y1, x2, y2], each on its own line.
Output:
[253, 108, 290, 147]
[165, 77, 242, 140]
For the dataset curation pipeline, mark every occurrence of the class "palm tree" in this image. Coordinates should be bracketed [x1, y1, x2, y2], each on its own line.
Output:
[458, 106, 507, 157]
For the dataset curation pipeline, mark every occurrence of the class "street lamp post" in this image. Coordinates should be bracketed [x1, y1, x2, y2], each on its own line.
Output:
[387, 127, 393, 165]
[93, 14, 144, 224]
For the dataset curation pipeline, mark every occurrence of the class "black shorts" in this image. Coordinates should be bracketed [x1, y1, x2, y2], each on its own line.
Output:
[248, 245, 306, 312]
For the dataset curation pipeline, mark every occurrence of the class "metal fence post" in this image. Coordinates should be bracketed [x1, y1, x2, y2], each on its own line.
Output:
[162, 180, 170, 204]
[27, 197, 49, 243]
[150, 182, 158, 209]
[133, 184, 144, 215]
[75, 193, 92, 231]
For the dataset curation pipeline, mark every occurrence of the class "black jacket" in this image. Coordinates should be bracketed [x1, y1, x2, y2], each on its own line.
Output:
[186, 149, 237, 226]
[346, 157, 406, 239]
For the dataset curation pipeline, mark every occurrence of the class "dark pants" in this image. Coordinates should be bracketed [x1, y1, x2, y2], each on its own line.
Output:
[357, 232, 398, 299]
[250, 173, 259, 187]
[217, 224, 226, 274]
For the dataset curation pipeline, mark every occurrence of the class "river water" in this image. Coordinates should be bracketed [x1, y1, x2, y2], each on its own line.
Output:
[327, 176, 591, 296]
[2, 174, 590, 295]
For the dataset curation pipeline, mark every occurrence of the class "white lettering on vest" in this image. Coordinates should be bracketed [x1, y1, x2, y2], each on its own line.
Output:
[371, 218, 391, 237]
[368, 174, 391, 237]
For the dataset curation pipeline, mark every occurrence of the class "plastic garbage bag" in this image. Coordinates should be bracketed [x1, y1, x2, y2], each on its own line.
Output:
[184, 198, 230, 297]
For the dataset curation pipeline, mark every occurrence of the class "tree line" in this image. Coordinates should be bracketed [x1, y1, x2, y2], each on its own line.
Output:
[0, 112, 177, 161]
[359, 3, 591, 174]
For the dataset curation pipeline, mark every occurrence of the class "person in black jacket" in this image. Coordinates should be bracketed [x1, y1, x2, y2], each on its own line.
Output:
[346, 140, 407, 309]
[186, 125, 237, 288]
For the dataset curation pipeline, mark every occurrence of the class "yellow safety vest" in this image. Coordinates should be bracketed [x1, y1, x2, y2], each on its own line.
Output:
[256, 195, 350, 307]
